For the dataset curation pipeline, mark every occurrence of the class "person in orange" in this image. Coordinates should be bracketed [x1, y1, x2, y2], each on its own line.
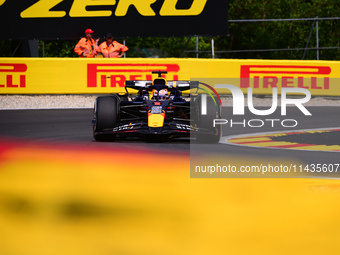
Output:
[97, 33, 128, 58]
[74, 29, 99, 58]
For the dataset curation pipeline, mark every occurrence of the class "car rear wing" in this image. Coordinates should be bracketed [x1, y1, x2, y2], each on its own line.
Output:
[125, 80, 199, 91]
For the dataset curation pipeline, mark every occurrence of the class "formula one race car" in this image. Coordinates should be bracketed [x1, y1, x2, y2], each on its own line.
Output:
[92, 71, 222, 143]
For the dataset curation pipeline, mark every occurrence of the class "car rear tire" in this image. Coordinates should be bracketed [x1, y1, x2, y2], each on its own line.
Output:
[93, 96, 119, 141]
[195, 95, 222, 143]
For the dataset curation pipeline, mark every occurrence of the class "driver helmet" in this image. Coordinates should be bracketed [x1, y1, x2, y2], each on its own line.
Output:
[154, 89, 168, 100]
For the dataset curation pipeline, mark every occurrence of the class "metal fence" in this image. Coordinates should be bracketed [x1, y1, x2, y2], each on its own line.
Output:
[181, 16, 340, 60]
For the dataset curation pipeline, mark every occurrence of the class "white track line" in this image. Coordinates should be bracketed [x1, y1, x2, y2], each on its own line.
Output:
[220, 127, 340, 153]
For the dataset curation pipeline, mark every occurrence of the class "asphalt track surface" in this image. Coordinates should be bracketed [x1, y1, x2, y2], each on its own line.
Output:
[0, 106, 339, 176]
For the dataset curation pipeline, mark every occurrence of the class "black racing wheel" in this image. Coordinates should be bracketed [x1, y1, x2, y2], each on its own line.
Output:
[195, 95, 222, 143]
[93, 96, 119, 141]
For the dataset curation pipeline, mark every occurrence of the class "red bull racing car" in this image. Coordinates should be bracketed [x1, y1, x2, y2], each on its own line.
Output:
[92, 71, 222, 143]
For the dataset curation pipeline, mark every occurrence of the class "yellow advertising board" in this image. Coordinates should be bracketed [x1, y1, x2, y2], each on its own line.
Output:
[0, 58, 339, 95]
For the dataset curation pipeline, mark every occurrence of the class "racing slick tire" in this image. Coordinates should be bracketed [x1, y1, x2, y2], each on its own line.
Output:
[195, 95, 222, 144]
[93, 96, 119, 141]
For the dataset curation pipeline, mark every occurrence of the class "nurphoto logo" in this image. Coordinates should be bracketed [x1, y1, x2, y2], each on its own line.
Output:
[201, 84, 312, 128]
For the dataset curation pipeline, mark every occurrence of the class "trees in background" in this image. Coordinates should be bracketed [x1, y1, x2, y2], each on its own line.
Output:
[221, 0, 340, 60]
[1, 0, 339, 59]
